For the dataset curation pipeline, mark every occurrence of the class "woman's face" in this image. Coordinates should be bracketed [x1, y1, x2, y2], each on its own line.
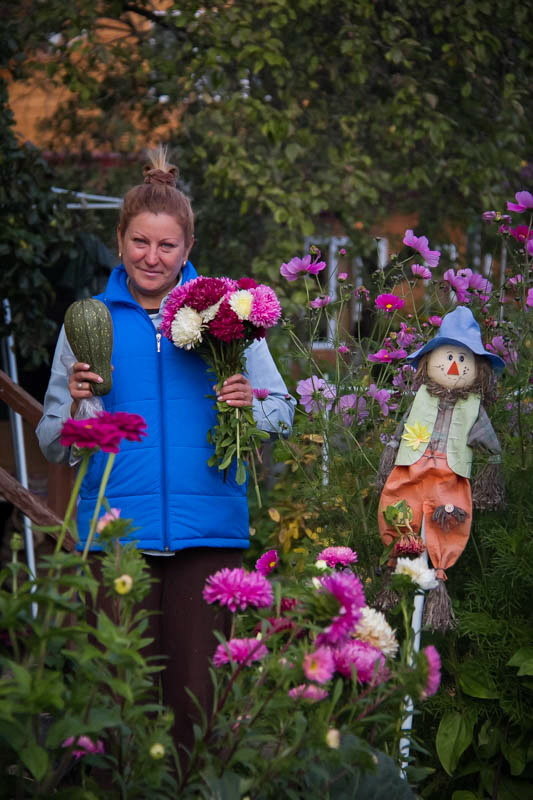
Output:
[118, 212, 192, 308]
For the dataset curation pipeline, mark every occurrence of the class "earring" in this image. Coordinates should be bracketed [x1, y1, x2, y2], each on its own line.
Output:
[119, 251, 122, 258]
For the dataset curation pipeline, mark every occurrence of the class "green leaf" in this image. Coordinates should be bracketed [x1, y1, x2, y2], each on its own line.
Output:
[436, 711, 474, 776]
[507, 647, 533, 676]
[452, 793, 480, 800]
[20, 742, 49, 781]
[458, 661, 499, 698]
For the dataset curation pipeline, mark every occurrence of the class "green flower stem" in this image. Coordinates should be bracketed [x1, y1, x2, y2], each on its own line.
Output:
[53, 451, 91, 554]
[82, 452, 116, 559]
[235, 407, 240, 461]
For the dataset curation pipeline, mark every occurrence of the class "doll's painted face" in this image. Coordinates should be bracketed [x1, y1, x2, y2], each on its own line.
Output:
[426, 345, 477, 389]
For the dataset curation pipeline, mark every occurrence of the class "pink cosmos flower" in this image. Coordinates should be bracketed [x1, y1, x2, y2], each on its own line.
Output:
[334, 640, 388, 684]
[303, 646, 335, 684]
[508, 274, 523, 286]
[318, 546, 358, 568]
[367, 348, 407, 364]
[309, 295, 331, 308]
[443, 268, 471, 304]
[288, 684, 328, 702]
[527, 289, 533, 308]
[280, 254, 326, 281]
[507, 224, 533, 245]
[60, 412, 147, 454]
[367, 384, 392, 416]
[255, 549, 279, 576]
[253, 388, 270, 401]
[507, 190, 533, 214]
[213, 637, 268, 667]
[527, 239, 533, 256]
[403, 230, 441, 268]
[336, 394, 368, 426]
[203, 567, 274, 612]
[486, 335, 518, 366]
[456, 269, 493, 303]
[375, 293, 405, 312]
[249, 285, 282, 327]
[96, 508, 121, 533]
[420, 645, 441, 698]
[428, 315, 442, 326]
[62, 736, 105, 759]
[411, 264, 432, 280]
[338, 272, 348, 281]
[396, 322, 419, 349]
[296, 376, 336, 414]
[337, 345, 350, 354]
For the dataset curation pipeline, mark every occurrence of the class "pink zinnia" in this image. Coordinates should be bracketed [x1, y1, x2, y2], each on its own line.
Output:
[420, 645, 441, 698]
[249, 285, 282, 328]
[317, 546, 358, 568]
[403, 229, 441, 268]
[213, 637, 268, 667]
[288, 684, 328, 702]
[95, 411, 148, 442]
[208, 299, 246, 342]
[375, 293, 405, 312]
[309, 295, 331, 308]
[203, 567, 274, 612]
[255, 549, 279, 576]
[62, 736, 105, 759]
[507, 190, 533, 214]
[411, 264, 432, 280]
[253, 388, 270, 401]
[303, 646, 335, 684]
[334, 640, 388, 684]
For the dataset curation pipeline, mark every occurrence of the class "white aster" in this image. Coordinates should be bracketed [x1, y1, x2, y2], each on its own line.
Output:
[171, 306, 204, 349]
[201, 299, 223, 323]
[229, 289, 253, 320]
[354, 606, 398, 657]
[394, 556, 438, 591]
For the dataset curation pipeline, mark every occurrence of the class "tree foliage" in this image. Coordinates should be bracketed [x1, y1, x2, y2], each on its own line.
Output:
[8, 0, 533, 278]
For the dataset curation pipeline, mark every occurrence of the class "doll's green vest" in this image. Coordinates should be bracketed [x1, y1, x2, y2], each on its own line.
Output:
[395, 385, 480, 478]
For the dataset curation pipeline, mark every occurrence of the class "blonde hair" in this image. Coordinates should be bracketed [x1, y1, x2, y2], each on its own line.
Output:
[118, 146, 194, 246]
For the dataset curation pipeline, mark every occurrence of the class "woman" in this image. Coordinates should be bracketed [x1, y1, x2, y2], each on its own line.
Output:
[37, 149, 295, 751]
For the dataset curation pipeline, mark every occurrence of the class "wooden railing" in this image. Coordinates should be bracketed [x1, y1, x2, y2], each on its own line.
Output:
[0, 369, 75, 551]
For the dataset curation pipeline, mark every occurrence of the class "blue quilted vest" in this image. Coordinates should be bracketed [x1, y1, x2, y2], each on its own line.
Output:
[76, 263, 249, 552]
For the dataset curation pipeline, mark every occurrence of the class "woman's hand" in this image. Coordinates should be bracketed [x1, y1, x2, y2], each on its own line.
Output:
[216, 374, 253, 407]
[68, 362, 104, 412]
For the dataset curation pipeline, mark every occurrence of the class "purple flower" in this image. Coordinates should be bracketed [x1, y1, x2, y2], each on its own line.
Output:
[420, 645, 441, 698]
[338, 272, 348, 281]
[508, 225, 533, 244]
[527, 288, 533, 308]
[367, 348, 407, 364]
[253, 388, 270, 401]
[486, 335, 518, 366]
[367, 384, 392, 416]
[288, 684, 328, 702]
[482, 211, 498, 221]
[403, 229, 441, 268]
[213, 637, 268, 667]
[428, 315, 442, 326]
[303, 646, 335, 684]
[457, 269, 493, 303]
[392, 364, 416, 391]
[337, 345, 350, 354]
[336, 394, 368, 426]
[375, 293, 405, 312]
[443, 268, 471, 303]
[280, 254, 327, 281]
[396, 322, 419, 349]
[255, 549, 279, 576]
[296, 376, 336, 414]
[62, 736, 105, 759]
[508, 274, 523, 286]
[334, 640, 388, 684]
[411, 263, 432, 280]
[507, 190, 533, 213]
[249, 285, 282, 327]
[317, 546, 358, 568]
[309, 295, 331, 308]
[203, 567, 274, 612]
[316, 571, 366, 646]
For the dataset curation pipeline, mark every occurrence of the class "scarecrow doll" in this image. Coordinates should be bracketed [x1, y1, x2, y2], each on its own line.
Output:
[376, 306, 505, 630]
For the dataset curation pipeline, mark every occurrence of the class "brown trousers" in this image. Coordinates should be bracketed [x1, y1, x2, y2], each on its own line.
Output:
[89, 547, 243, 754]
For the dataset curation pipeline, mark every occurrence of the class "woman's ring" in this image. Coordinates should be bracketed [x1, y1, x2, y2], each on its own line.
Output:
[78, 382, 83, 390]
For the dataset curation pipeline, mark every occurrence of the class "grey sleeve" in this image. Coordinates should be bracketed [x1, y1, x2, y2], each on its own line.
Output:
[243, 339, 296, 435]
[35, 326, 75, 463]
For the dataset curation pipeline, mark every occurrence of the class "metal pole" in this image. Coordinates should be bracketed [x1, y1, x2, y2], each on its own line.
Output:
[1, 300, 37, 616]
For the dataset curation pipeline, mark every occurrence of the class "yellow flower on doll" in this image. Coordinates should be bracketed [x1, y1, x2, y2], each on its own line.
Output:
[401, 422, 431, 451]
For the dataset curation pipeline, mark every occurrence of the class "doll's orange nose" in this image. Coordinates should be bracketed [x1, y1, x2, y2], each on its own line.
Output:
[447, 360, 459, 375]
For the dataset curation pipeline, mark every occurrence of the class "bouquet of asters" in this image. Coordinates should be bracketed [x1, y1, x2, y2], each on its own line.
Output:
[161, 276, 282, 486]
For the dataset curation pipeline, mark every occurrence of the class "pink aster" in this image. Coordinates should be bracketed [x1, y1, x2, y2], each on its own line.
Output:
[296, 376, 336, 414]
[288, 684, 328, 702]
[253, 388, 270, 401]
[428, 315, 442, 326]
[62, 736, 105, 759]
[249, 285, 282, 328]
[316, 571, 366, 646]
[303, 646, 335, 684]
[203, 567, 274, 612]
[213, 637, 268, 667]
[411, 264, 432, 280]
[375, 293, 405, 312]
[403, 229, 441, 268]
[336, 394, 368, 426]
[367, 383, 392, 416]
[309, 295, 331, 308]
[420, 645, 441, 698]
[255, 549, 279, 576]
[318, 547, 358, 568]
[507, 190, 533, 214]
[334, 640, 388, 684]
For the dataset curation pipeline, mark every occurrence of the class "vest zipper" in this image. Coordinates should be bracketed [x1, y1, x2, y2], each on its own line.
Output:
[156, 328, 170, 551]
[156, 332, 161, 352]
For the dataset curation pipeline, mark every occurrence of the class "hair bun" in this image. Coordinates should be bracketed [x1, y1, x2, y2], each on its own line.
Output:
[143, 167, 178, 187]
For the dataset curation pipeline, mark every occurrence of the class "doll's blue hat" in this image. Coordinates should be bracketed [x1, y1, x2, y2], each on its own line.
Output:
[406, 306, 505, 372]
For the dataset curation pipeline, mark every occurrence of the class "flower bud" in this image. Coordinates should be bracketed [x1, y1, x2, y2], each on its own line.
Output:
[326, 728, 341, 749]
[10, 533, 24, 552]
[114, 574, 133, 595]
[149, 742, 165, 760]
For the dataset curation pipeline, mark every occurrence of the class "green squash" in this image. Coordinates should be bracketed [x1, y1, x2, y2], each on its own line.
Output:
[64, 299, 113, 396]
